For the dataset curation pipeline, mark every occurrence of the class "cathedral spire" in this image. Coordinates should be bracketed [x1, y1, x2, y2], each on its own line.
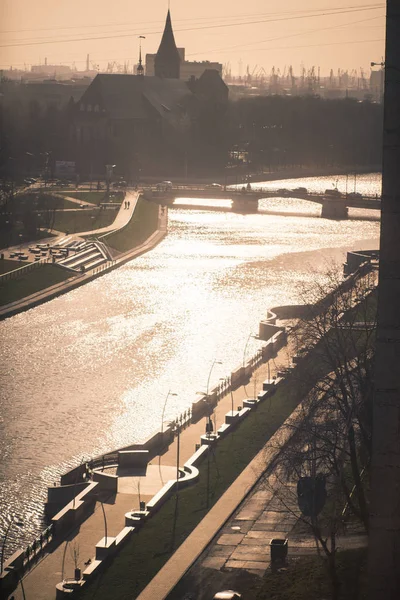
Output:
[154, 9, 181, 79]
[137, 35, 145, 76]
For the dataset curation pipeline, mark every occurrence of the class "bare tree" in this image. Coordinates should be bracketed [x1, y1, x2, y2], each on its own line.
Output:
[273, 266, 376, 532]
[263, 386, 355, 600]
[70, 541, 81, 581]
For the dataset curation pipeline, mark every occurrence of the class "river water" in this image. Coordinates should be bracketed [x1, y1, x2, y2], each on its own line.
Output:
[0, 173, 381, 556]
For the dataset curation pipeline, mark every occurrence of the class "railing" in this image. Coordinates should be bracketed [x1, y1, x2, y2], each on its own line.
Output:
[90, 260, 116, 276]
[0, 258, 49, 284]
[146, 186, 381, 202]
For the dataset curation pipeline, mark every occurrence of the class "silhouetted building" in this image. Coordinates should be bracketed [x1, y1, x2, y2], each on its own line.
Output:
[154, 10, 181, 79]
[72, 67, 228, 177]
[71, 9, 228, 177]
[146, 11, 222, 81]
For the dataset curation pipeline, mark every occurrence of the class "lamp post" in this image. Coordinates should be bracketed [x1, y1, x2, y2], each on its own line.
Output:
[8, 565, 27, 600]
[1, 516, 24, 573]
[201, 359, 222, 510]
[242, 333, 257, 396]
[41, 151, 52, 187]
[99, 499, 108, 546]
[106, 164, 116, 195]
[161, 390, 178, 434]
[206, 359, 222, 432]
[25, 151, 34, 180]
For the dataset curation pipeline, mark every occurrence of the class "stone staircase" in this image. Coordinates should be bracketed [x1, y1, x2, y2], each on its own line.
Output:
[57, 240, 109, 273]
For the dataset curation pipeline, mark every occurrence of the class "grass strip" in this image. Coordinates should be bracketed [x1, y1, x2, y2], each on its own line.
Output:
[104, 197, 160, 253]
[0, 259, 29, 275]
[53, 209, 116, 234]
[61, 191, 124, 206]
[76, 294, 376, 599]
[0, 264, 72, 306]
[169, 548, 367, 600]
[255, 548, 367, 600]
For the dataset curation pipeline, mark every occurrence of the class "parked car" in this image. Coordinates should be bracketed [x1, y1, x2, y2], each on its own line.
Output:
[277, 188, 289, 196]
[156, 180, 173, 191]
[325, 188, 342, 197]
[213, 592, 242, 600]
[293, 187, 308, 194]
[205, 183, 223, 189]
[347, 191, 362, 198]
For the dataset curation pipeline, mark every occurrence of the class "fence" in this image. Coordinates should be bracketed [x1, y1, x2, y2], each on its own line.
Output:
[0, 258, 49, 284]
[89, 260, 116, 276]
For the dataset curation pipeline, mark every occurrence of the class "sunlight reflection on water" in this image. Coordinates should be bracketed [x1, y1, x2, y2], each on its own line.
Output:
[0, 173, 381, 554]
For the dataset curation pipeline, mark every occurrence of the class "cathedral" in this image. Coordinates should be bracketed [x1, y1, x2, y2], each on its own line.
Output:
[71, 10, 228, 177]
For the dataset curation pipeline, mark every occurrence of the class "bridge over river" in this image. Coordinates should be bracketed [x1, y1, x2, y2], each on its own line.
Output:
[142, 185, 381, 218]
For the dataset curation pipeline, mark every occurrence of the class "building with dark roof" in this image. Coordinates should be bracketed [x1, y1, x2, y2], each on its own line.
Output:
[72, 11, 228, 178]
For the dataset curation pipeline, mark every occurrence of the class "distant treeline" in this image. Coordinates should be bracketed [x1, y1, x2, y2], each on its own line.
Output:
[227, 95, 383, 170]
[0, 93, 383, 179]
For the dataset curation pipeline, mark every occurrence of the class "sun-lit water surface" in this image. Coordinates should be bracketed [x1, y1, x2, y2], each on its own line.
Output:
[0, 173, 381, 555]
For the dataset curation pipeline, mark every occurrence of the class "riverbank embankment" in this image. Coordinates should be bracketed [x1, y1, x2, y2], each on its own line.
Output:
[140, 164, 381, 187]
[4, 262, 376, 600]
[0, 197, 167, 321]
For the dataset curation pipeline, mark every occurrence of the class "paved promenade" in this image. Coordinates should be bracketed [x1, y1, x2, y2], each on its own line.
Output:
[10, 345, 294, 600]
[10, 340, 367, 600]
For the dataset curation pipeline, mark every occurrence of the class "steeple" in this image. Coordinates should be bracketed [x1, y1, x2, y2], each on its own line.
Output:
[154, 10, 180, 79]
[137, 36, 145, 76]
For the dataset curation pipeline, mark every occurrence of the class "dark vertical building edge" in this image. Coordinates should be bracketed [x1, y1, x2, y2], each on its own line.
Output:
[369, 2, 400, 599]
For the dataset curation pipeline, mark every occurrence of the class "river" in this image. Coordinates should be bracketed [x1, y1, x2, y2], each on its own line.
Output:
[0, 173, 381, 557]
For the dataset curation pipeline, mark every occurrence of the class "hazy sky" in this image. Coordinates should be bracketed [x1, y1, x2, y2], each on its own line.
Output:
[0, 0, 386, 76]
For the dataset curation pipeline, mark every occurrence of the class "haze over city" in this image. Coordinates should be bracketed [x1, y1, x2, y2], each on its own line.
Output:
[2, 1, 400, 599]
[0, 0, 386, 75]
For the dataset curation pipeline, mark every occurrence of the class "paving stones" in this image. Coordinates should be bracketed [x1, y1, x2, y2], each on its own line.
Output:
[225, 559, 270, 571]
[202, 557, 227, 570]
[217, 533, 245, 546]
[211, 545, 236, 557]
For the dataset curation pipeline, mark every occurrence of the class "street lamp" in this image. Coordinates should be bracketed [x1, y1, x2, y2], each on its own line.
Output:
[7, 565, 27, 600]
[242, 333, 257, 396]
[205, 359, 222, 432]
[161, 390, 178, 434]
[1, 516, 24, 573]
[106, 164, 116, 194]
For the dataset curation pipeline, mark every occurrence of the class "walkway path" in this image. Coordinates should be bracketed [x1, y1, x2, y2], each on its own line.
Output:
[77, 190, 138, 237]
[10, 343, 294, 600]
[10, 319, 368, 600]
[0, 193, 167, 321]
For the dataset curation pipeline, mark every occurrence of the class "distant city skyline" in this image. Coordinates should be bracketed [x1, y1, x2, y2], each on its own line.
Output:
[0, 0, 385, 76]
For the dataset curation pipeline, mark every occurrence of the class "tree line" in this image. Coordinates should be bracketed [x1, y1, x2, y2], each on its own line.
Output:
[0, 91, 383, 180]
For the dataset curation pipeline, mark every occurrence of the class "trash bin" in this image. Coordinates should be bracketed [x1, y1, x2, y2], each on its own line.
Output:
[270, 538, 288, 562]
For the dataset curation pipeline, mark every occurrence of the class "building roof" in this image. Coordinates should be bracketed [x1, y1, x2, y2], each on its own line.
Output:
[78, 73, 192, 122]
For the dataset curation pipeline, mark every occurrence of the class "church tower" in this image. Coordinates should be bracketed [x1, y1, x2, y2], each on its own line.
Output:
[154, 10, 180, 79]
